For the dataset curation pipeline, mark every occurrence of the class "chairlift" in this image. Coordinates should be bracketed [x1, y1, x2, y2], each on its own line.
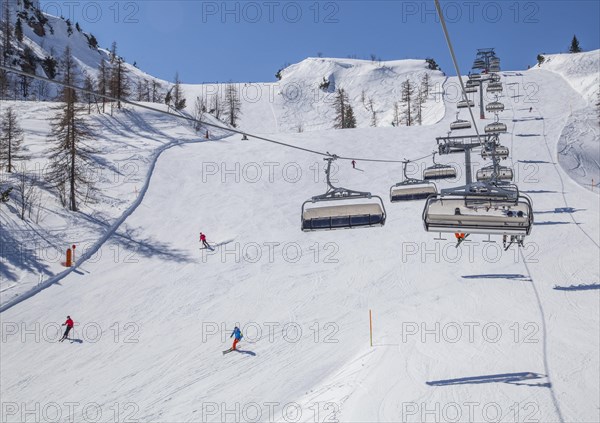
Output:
[422, 183, 533, 236]
[476, 165, 514, 182]
[302, 156, 386, 231]
[468, 73, 482, 80]
[423, 152, 457, 180]
[485, 113, 507, 134]
[450, 112, 472, 130]
[466, 80, 478, 88]
[486, 101, 505, 112]
[489, 74, 501, 82]
[481, 145, 509, 160]
[465, 85, 478, 94]
[487, 83, 503, 94]
[485, 121, 507, 133]
[458, 99, 475, 109]
[390, 161, 438, 202]
[489, 65, 501, 73]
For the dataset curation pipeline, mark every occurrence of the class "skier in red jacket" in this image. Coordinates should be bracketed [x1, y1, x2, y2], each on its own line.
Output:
[200, 232, 210, 249]
[60, 316, 74, 342]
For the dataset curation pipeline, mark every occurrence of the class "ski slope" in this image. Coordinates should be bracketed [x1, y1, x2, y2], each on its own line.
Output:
[1, 62, 599, 422]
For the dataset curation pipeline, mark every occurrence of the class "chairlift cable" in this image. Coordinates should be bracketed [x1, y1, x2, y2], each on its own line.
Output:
[0, 64, 434, 166]
[433, 0, 484, 146]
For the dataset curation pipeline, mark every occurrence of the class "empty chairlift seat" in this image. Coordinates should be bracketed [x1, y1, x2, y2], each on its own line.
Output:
[422, 195, 533, 236]
[465, 86, 478, 94]
[487, 82, 503, 93]
[476, 165, 514, 182]
[301, 156, 386, 232]
[489, 74, 501, 82]
[423, 163, 457, 180]
[302, 202, 386, 231]
[485, 121, 507, 133]
[486, 101, 505, 112]
[458, 99, 475, 109]
[390, 161, 438, 202]
[451, 113, 472, 130]
[469, 73, 482, 80]
[390, 183, 437, 202]
[481, 145, 510, 160]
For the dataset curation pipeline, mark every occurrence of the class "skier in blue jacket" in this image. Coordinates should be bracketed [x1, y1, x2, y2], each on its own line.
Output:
[230, 326, 243, 350]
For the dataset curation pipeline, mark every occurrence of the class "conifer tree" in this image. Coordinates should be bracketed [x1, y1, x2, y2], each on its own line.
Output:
[0, 107, 25, 172]
[47, 47, 95, 211]
[569, 35, 582, 53]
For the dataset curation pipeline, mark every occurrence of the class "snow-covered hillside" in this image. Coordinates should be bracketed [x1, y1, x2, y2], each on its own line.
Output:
[535, 50, 600, 104]
[1, 1, 165, 100]
[531, 50, 600, 191]
[1, 46, 599, 423]
[182, 58, 447, 134]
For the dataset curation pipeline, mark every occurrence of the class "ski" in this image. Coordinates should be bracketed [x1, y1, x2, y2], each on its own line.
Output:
[222, 348, 234, 355]
[455, 234, 470, 248]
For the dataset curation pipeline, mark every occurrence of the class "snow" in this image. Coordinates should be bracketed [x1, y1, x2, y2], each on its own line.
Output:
[181, 57, 447, 134]
[535, 50, 600, 105]
[530, 50, 600, 192]
[0, 39, 599, 423]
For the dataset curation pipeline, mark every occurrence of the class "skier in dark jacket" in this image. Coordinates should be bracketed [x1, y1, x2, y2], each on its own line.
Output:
[230, 326, 243, 350]
[60, 316, 74, 342]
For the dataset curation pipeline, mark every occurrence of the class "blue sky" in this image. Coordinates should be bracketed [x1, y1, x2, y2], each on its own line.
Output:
[39, 1, 600, 84]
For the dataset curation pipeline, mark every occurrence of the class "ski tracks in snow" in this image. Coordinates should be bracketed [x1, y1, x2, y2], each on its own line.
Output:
[0, 135, 222, 314]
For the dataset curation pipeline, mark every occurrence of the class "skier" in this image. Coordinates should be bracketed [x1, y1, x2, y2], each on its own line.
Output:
[200, 232, 210, 249]
[529, 107, 533, 113]
[351, 160, 356, 169]
[60, 316, 74, 342]
[230, 326, 243, 351]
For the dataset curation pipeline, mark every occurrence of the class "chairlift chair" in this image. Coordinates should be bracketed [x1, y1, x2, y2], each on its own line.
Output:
[489, 74, 501, 82]
[486, 101, 505, 112]
[390, 161, 438, 202]
[302, 157, 386, 231]
[487, 83, 503, 94]
[476, 165, 514, 182]
[485, 113, 507, 134]
[466, 80, 478, 88]
[422, 183, 533, 236]
[465, 85, 478, 94]
[481, 145, 509, 160]
[423, 152, 457, 180]
[458, 99, 475, 109]
[485, 121, 508, 133]
[450, 112, 472, 130]
[468, 73, 482, 80]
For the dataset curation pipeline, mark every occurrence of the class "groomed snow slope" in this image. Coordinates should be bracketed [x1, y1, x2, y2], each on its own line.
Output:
[531, 50, 600, 191]
[1, 69, 599, 422]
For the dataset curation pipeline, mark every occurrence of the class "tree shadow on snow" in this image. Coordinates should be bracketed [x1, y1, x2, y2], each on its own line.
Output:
[0, 217, 53, 282]
[462, 274, 531, 282]
[77, 213, 192, 263]
[519, 160, 550, 164]
[553, 283, 600, 291]
[535, 207, 580, 214]
[426, 372, 550, 388]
